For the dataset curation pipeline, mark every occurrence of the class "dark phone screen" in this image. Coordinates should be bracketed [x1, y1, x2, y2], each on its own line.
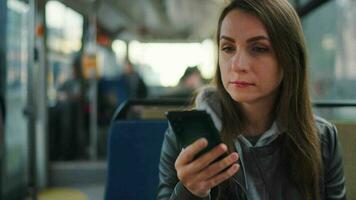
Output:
[166, 110, 223, 159]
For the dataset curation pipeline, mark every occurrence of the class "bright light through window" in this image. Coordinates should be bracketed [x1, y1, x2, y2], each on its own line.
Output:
[46, 1, 83, 53]
[128, 40, 216, 87]
[112, 40, 127, 63]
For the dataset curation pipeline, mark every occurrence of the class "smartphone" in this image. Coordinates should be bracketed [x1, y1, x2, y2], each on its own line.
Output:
[166, 110, 224, 160]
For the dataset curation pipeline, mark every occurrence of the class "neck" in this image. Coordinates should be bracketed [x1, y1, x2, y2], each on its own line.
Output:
[240, 100, 275, 136]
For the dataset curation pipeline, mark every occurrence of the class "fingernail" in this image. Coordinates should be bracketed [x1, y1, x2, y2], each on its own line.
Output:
[233, 153, 239, 159]
[200, 138, 208, 145]
[231, 153, 238, 160]
[232, 164, 239, 171]
[220, 144, 227, 151]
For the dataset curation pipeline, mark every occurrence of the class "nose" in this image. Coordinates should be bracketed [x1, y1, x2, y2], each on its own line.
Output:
[231, 50, 249, 72]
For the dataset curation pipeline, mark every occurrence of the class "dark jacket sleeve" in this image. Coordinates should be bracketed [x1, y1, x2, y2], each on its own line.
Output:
[157, 127, 211, 200]
[319, 120, 347, 200]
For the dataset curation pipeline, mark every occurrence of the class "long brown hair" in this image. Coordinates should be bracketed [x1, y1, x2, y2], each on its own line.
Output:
[214, 0, 321, 199]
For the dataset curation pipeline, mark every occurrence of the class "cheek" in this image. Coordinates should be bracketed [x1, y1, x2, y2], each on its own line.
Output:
[254, 59, 282, 88]
[263, 66, 283, 90]
[219, 60, 229, 84]
[272, 63, 283, 84]
[219, 54, 231, 72]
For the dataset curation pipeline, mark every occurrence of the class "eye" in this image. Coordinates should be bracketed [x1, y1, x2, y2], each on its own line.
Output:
[251, 45, 269, 53]
[221, 45, 236, 53]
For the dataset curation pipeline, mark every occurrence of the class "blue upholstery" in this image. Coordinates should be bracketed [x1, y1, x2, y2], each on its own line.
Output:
[98, 78, 129, 106]
[106, 120, 168, 200]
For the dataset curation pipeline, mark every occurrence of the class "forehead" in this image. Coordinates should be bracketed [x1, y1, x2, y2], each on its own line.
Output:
[220, 10, 268, 40]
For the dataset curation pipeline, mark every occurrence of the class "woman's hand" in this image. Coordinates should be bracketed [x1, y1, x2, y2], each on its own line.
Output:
[174, 138, 240, 197]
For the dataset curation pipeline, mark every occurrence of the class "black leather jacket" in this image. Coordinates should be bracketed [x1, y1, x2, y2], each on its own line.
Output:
[157, 117, 347, 200]
[157, 88, 346, 200]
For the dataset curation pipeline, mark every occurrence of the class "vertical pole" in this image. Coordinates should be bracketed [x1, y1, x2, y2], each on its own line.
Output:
[0, 0, 7, 198]
[125, 40, 130, 61]
[0, 0, 6, 96]
[89, 63, 98, 161]
[86, 1, 98, 161]
[33, 0, 48, 190]
[27, 0, 38, 198]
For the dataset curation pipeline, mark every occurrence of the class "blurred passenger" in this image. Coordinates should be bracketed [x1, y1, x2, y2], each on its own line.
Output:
[57, 54, 83, 102]
[117, 60, 148, 100]
[157, 0, 346, 199]
[96, 42, 121, 124]
[163, 66, 205, 98]
[53, 53, 88, 160]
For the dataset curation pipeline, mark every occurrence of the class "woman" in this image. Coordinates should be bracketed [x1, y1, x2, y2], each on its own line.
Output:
[157, 0, 346, 199]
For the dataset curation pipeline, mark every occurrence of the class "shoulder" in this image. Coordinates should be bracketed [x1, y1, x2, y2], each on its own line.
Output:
[195, 86, 223, 130]
[314, 116, 343, 165]
[195, 85, 219, 105]
[314, 116, 339, 148]
[195, 86, 221, 115]
[314, 116, 347, 198]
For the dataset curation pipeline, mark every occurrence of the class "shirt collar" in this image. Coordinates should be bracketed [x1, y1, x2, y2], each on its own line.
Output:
[238, 121, 280, 148]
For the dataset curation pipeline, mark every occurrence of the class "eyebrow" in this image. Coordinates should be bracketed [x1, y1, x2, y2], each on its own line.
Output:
[220, 35, 270, 43]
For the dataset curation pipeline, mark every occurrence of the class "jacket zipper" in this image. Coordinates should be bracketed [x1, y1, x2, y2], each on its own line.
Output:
[250, 148, 272, 200]
[231, 170, 248, 199]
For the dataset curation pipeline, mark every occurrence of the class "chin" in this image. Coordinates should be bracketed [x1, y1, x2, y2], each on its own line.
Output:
[227, 90, 258, 104]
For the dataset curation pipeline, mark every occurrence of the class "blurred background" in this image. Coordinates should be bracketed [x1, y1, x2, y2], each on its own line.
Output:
[1, 0, 356, 199]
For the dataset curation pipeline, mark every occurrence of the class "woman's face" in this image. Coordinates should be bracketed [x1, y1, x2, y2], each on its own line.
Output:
[219, 10, 283, 105]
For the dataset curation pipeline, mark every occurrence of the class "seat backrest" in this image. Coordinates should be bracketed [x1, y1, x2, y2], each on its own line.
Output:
[334, 122, 356, 199]
[105, 120, 168, 200]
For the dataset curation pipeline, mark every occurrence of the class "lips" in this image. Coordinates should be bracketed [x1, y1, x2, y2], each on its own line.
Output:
[229, 80, 255, 88]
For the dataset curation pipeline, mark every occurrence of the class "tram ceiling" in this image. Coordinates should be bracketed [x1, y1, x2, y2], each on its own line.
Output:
[55, 0, 330, 42]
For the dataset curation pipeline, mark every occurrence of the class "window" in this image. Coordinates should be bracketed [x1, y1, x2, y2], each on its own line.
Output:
[46, 0, 83, 54]
[127, 40, 215, 87]
[303, 0, 356, 120]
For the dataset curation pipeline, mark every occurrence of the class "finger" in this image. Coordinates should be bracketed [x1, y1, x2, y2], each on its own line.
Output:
[205, 164, 240, 189]
[186, 143, 228, 174]
[176, 138, 208, 166]
[199, 152, 239, 180]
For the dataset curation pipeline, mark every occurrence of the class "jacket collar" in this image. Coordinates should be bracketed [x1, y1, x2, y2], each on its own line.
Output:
[195, 86, 223, 131]
[195, 85, 282, 147]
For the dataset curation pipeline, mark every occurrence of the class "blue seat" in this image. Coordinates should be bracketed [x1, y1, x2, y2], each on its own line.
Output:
[105, 120, 168, 200]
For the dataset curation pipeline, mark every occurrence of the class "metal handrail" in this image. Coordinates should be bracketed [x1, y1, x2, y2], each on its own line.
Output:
[313, 100, 356, 108]
[112, 98, 192, 121]
[112, 99, 356, 121]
